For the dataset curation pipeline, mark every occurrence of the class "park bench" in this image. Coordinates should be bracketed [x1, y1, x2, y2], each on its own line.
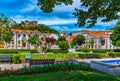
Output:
[30, 59, 55, 66]
[0, 55, 12, 62]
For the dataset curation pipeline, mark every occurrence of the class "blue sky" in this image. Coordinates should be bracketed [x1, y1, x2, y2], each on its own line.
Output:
[0, 0, 118, 34]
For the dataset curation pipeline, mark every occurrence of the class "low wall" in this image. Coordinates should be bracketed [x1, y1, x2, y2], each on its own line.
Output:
[91, 61, 120, 76]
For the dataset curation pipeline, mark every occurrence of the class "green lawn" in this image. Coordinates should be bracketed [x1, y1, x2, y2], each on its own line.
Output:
[0, 71, 120, 81]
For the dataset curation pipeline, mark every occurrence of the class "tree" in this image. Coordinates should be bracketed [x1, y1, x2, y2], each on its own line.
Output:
[0, 13, 15, 44]
[110, 20, 120, 48]
[71, 34, 85, 49]
[37, 0, 120, 28]
[76, 34, 85, 46]
[4, 31, 14, 43]
[71, 37, 77, 47]
[45, 37, 56, 45]
[90, 38, 94, 49]
[28, 36, 39, 45]
[57, 41, 70, 50]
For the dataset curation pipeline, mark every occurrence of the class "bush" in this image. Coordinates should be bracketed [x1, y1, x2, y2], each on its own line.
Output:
[86, 54, 97, 58]
[82, 47, 90, 52]
[114, 49, 120, 52]
[92, 49, 108, 53]
[95, 53, 109, 58]
[52, 49, 68, 54]
[12, 54, 20, 64]
[0, 49, 37, 53]
[78, 53, 86, 59]
[59, 50, 68, 54]
[108, 52, 117, 58]
[52, 49, 60, 54]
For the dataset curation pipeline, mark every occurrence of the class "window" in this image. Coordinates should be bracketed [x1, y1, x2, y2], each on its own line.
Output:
[18, 41, 20, 44]
[28, 35, 30, 37]
[23, 34, 26, 37]
[110, 45, 112, 49]
[18, 34, 20, 37]
[106, 45, 108, 49]
[106, 39, 108, 44]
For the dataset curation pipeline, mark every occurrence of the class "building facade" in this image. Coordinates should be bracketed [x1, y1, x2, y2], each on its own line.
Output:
[69, 30, 116, 49]
[4, 29, 41, 49]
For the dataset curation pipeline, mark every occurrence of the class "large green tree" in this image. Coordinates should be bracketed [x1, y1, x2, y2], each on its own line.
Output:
[28, 36, 39, 45]
[110, 20, 120, 47]
[37, 0, 120, 28]
[71, 34, 85, 49]
[90, 38, 94, 49]
[0, 13, 15, 44]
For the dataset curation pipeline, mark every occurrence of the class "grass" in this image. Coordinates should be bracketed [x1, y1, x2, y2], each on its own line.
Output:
[0, 71, 120, 81]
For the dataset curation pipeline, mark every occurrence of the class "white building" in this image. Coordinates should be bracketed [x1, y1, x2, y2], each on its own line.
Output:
[69, 30, 116, 49]
[4, 29, 41, 49]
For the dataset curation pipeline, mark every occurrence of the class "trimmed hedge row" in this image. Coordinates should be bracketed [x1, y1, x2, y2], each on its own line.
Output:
[78, 53, 109, 59]
[0, 49, 38, 53]
[52, 49, 68, 54]
[92, 49, 108, 53]
[0, 62, 90, 77]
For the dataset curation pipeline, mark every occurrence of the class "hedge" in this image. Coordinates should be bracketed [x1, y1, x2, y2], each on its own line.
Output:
[92, 49, 108, 53]
[0, 62, 90, 77]
[108, 52, 117, 58]
[0, 49, 38, 53]
[78, 53, 108, 59]
[52, 49, 68, 54]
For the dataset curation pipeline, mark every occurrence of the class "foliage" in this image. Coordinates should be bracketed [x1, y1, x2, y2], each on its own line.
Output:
[57, 41, 70, 50]
[76, 34, 85, 46]
[110, 20, 120, 47]
[71, 37, 76, 47]
[78, 53, 86, 59]
[28, 36, 39, 45]
[0, 49, 37, 53]
[37, 0, 120, 28]
[12, 24, 58, 34]
[0, 13, 15, 43]
[52, 49, 68, 54]
[92, 49, 108, 53]
[4, 30, 14, 43]
[12, 54, 20, 64]
[79, 53, 109, 59]
[108, 52, 117, 58]
[90, 38, 94, 49]
[0, 62, 90, 77]
[45, 37, 56, 44]
[82, 47, 90, 52]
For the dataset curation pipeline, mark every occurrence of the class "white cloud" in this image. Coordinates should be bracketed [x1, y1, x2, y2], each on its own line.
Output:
[54, 0, 80, 12]
[38, 18, 77, 25]
[96, 20, 117, 26]
[19, 0, 40, 12]
[10, 15, 77, 25]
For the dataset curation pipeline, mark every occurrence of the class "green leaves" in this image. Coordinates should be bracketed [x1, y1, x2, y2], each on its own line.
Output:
[37, 0, 73, 13]
[37, 0, 120, 28]
[110, 20, 120, 46]
[28, 36, 39, 45]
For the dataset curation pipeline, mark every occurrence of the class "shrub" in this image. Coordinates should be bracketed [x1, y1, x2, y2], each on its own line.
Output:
[59, 50, 68, 54]
[82, 47, 90, 52]
[86, 54, 97, 58]
[92, 49, 108, 53]
[78, 53, 86, 59]
[0, 49, 37, 53]
[95, 53, 108, 58]
[12, 54, 20, 64]
[108, 52, 117, 58]
[52, 49, 60, 54]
